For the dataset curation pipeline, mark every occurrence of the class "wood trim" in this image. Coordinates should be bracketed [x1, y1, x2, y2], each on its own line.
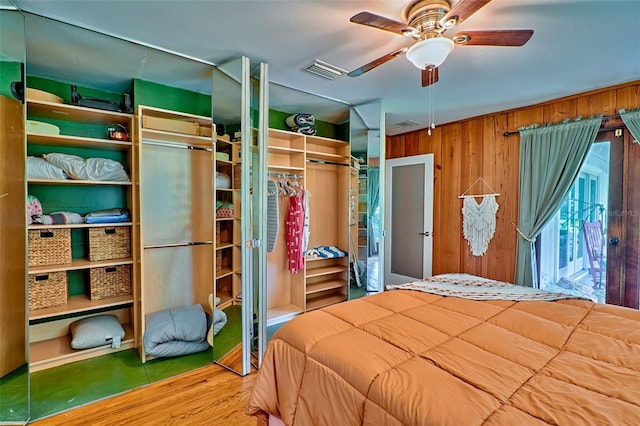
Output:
[388, 80, 640, 283]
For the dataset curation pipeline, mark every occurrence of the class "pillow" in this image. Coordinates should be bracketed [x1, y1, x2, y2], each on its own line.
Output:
[27, 194, 43, 225]
[43, 153, 130, 182]
[69, 314, 125, 350]
[216, 172, 231, 189]
[27, 156, 67, 180]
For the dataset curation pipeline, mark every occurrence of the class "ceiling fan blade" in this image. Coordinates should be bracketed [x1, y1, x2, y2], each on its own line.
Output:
[350, 11, 415, 36]
[439, 0, 492, 29]
[348, 47, 408, 77]
[453, 30, 534, 46]
[421, 66, 439, 87]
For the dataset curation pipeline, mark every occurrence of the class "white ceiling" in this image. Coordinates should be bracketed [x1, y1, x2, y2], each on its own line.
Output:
[9, 0, 640, 135]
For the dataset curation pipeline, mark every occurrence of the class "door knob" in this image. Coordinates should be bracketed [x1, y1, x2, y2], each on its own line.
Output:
[419, 231, 431, 237]
[609, 237, 620, 245]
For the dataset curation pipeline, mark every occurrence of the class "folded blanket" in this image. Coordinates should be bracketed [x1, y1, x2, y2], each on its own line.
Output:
[143, 304, 209, 357]
[306, 245, 348, 259]
[291, 125, 316, 136]
[32, 211, 84, 225]
[285, 113, 315, 128]
[85, 208, 130, 224]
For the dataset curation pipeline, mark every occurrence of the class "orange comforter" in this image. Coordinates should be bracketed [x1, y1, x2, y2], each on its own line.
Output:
[246, 284, 640, 425]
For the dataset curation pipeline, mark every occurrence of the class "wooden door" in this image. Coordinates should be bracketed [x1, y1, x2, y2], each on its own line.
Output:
[0, 95, 26, 377]
[603, 128, 640, 308]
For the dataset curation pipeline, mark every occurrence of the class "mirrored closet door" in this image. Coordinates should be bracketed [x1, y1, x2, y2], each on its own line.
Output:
[349, 101, 386, 296]
[0, 2, 29, 424]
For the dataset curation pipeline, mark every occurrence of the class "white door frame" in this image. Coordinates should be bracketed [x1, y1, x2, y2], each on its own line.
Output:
[384, 154, 434, 285]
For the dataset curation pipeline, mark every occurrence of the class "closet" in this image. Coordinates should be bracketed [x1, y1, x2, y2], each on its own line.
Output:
[137, 105, 215, 362]
[266, 129, 351, 326]
[26, 95, 138, 371]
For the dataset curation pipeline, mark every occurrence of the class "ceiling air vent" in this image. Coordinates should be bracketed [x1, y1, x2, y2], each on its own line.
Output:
[392, 120, 422, 128]
[305, 60, 347, 80]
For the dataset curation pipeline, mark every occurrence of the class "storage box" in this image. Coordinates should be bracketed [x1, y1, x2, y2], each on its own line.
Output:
[89, 264, 132, 300]
[28, 271, 68, 310]
[88, 226, 131, 261]
[142, 115, 200, 135]
[199, 125, 213, 137]
[28, 228, 72, 267]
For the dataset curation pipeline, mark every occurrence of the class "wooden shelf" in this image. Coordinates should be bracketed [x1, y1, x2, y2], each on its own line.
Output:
[267, 164, 305, 171]
[27, 100, 132, 125]
[29, 222, 132, 230]
[28, 178, 132, 186]
[29, 294, 134, 321]
[141, 128, 213, 148]
[29, 257, 133, 274]
[217, 296, 234, 311]
[306, 150, 349, 163]
[305, 265, 347, 278]
[266, 304, 304, 327]
[306, 135, 348, 147]
[216, 268, 234, 279]
[216, 243, 234, 251]
[306, 294, 348, 311]
[268, 145, 304, 154]
[27, 133, 132, 150]
[29, 323, 134, 372]
[306, 279, 347, 295]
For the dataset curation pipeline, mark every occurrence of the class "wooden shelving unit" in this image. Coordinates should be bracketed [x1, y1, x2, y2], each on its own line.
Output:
[266, 129, 350, 326]
[26, 97, 138, 370]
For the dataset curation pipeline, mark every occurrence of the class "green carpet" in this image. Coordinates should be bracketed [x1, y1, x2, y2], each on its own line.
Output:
[0, 364, 29, 423]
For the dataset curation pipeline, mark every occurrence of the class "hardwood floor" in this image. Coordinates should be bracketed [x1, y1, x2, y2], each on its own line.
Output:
[30, 358, 258, 426]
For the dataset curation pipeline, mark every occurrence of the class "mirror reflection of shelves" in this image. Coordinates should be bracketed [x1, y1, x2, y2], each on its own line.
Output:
[357, 167, 368, 260]
[215, 137, 242, 310]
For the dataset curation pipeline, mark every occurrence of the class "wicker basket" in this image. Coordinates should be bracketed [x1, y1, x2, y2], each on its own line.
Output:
[28, 271, 68, 310]
[89, 264, 132, 300]
[216, 222, 221, 245]
[88, 227, 131, 261]
[28, 228, 72, 267]
[233, 164, 241, 189]
[216, 251, 222, 273]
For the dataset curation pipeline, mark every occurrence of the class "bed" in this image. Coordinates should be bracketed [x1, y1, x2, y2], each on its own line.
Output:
[246, 273, 640, 425]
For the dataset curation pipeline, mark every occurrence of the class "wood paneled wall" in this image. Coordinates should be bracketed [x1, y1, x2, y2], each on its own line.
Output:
[387, 81, 640, 283]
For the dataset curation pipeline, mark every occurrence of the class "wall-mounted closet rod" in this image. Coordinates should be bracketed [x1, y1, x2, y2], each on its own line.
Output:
[503, 112, 622, 137]
[306, 159, 350, 167]
[268, 172, 303, 179]
[142, 139, 213, 152]
[144, 241, 213, 250]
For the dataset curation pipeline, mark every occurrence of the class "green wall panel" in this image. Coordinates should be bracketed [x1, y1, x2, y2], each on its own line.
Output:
[133, 79, 211, 117]
[0, 61, 21, 100]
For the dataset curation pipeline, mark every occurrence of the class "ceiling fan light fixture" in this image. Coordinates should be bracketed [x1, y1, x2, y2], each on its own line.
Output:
[405, 37, 454, 69]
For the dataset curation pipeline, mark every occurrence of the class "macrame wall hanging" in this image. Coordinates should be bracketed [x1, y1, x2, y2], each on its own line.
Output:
[459, 178, 500, 256]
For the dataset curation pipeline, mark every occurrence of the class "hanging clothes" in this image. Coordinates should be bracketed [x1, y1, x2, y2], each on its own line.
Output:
[266, 180, 279, 252]
[462, 195, 499, 256]
[286, 193, 305, 273]
[301, 189, 310, 255]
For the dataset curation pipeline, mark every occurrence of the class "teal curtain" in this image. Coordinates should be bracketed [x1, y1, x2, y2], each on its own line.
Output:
[620, 107, 640, 143]
[367, 167, 380, 257]
[515, 115, 603, 287]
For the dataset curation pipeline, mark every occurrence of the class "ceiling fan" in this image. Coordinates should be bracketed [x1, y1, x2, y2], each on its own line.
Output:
[347, 0, 534, 87]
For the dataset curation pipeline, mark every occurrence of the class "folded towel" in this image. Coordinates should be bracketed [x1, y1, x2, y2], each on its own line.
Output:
[306, 245, 348, 259]
[85, 208, 130, 224]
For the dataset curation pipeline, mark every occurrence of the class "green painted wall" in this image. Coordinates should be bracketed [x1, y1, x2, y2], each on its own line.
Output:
[133, 79, 211, 117]
[0, 61, 21, 100]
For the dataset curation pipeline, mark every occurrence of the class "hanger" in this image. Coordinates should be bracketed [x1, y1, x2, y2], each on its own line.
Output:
[458, 177, 500, 199]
